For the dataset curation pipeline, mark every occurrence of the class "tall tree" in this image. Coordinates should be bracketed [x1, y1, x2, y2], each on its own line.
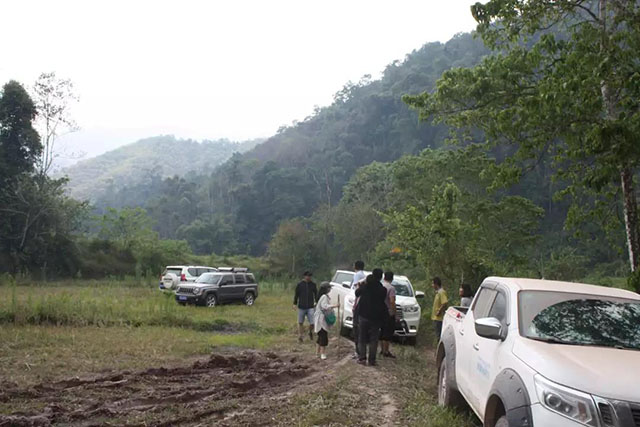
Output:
[32, 72, 79, 176]
[405, 1, 640, 288]
[0, 81, 41, 184]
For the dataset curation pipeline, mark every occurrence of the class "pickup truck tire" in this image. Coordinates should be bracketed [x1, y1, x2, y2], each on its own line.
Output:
[243, 292, 255, 306]
[406, 336, 417, 346]
[438, 357, 464, 408]
[205, 293, 217, 307]
[340, 325, 350, 337]
[495, 416, 508, 427]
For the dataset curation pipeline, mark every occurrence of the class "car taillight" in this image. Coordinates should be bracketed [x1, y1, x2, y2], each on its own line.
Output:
[181, 274, 187, 282]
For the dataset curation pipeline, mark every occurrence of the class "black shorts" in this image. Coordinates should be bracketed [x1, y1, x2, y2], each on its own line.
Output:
[381, 314, 395, 340]
[317, 329, 328, 346]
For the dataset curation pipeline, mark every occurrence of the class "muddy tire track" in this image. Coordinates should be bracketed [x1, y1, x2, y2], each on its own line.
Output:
[0, 350, 317, 426]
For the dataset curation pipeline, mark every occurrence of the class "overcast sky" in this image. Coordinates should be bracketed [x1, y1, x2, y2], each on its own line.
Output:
[0, 0, 479, 164]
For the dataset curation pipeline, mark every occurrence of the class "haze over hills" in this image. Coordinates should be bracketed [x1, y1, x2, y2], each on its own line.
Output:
[61, 135, 262, 202]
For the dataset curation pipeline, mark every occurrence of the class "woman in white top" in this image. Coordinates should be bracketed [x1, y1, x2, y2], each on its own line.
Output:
[314, 282, 338, 360]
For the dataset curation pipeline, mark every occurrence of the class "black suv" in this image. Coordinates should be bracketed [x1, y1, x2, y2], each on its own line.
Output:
[174, 268, 258, 307]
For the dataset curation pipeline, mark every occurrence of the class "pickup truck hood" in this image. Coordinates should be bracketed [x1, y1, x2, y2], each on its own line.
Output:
[513, 338, 640, 402]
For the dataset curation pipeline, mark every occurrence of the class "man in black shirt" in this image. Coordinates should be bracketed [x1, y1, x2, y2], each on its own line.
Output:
[355, 268, 387, 366]
[293, 271, 318, 343]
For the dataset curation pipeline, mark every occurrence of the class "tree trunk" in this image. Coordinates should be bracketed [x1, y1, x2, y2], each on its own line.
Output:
[620, 168, 640, 274]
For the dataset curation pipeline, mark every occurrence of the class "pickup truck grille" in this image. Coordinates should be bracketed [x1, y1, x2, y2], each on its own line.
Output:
[632, 407, 640, 426]
[395, 304, 404, 320]
[598, 403, 614, 426]
[594, 398, 640, 427]
[177, 287, 196, 294]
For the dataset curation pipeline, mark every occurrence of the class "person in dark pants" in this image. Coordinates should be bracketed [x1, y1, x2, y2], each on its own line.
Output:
[293, 271, 318, 343]
[355, 268, 387, 366]
[431, 276, 448, 340]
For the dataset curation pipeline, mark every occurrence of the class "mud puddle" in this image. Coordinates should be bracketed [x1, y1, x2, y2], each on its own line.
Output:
[0, 350, 316, 426]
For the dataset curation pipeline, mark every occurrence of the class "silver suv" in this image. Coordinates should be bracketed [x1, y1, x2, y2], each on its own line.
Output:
[160, 265, 217, 290]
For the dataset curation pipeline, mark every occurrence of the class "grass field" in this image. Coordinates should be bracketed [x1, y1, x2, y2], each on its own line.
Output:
[0, 279, 476, 426]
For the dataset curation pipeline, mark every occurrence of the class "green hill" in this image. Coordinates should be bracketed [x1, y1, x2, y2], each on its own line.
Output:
[62, 135, 261, 203]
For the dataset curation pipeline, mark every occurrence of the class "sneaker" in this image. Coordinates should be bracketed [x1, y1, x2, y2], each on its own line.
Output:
[320, 354, 327, 360]
[356, 359, 366, 365]
[384, 352, 396, 359]
[368, 361, 377, 367]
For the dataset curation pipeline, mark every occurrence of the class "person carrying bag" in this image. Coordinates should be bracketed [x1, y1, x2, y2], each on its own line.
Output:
[313, 282, 338, 360]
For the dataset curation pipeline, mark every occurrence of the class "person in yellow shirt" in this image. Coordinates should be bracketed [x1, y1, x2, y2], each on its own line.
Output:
[431, 277, 448, 339]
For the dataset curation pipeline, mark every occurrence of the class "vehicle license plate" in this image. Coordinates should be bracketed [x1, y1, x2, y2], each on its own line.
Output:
[178, 296, 187, 301]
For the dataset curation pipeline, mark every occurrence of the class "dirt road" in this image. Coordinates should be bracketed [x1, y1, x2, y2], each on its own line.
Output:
[0, 336, 467, 426]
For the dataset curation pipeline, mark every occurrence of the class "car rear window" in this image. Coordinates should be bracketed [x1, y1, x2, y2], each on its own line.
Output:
[246, 274, 256, 283]
[187, 268, 198, 276]
[235, 274, 246, 284]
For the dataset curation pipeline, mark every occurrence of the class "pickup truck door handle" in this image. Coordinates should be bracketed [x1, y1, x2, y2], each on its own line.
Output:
[473, 343, 480, 351]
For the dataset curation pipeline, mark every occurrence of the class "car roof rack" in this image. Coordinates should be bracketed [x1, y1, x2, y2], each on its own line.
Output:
[217, 267, 249, 273]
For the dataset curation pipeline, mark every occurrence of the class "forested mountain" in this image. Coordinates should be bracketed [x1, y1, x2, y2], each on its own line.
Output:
[102, 33, 491, 253]
[62, 135, 261, 203]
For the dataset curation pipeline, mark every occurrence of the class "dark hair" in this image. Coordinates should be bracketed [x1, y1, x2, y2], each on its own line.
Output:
[432, 277, 442, 287]
[354, 260, 365, 270]
[460, 284, 473, 298]
[303, 271, 312, 277]
[365, 274, 376, 285]
[384, 271, 394, 281]
[318, 281, 331, 297]
[372, 268, 383, 280]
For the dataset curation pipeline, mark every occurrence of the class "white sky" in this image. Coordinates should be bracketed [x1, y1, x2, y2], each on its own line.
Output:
[0, 0, 479, 163]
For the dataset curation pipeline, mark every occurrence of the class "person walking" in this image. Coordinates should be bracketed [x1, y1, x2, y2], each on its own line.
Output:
[314, 282, 339, 360]
[431, 277, 449, 340]
[351, 260, 366, 358]
[459, 283, 474, 308]
[293, 271, 318, 343]
[355, 269, 387, 366]
[380, 271, 396, 359]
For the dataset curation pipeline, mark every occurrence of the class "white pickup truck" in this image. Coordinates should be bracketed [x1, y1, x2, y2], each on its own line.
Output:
[437, 276, 640, 427]
[328, 269, 424, 344]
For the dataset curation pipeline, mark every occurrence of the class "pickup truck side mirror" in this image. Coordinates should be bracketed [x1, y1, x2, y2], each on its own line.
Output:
[341, 281, 351, 289]
[415, 291, 425, 299]
[475, 317, 505, 341]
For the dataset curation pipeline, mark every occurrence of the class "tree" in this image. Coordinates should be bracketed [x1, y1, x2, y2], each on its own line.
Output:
[98, 207, 157, 250]
[0, 81, 41, 184]
[404, 1, 640, 289]
[32, 72, 79, 176]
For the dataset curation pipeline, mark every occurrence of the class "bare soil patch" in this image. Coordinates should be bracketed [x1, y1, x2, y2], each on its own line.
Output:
[0, 350, 318, 426]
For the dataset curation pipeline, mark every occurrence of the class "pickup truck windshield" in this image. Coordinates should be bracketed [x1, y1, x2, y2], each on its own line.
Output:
[392, 278, 413, 297]
[519, 291, 640, 350]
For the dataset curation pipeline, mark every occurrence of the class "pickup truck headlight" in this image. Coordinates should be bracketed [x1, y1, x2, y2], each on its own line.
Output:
[193, 288, 202, 295]
[403, 304, 420, 313]
[534, 374, 598, 426]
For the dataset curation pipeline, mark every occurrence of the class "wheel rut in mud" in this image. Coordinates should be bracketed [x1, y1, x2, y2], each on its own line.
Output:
[0, 350, 317, 426]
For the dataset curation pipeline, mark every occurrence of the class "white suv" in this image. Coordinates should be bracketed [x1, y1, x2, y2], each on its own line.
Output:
[160, 265, 217, 291]
[328, 269, 425, 344]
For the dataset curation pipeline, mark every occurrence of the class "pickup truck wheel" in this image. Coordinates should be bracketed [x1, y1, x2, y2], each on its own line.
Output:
[243, 292, 255, 306]
[406, 336, 417, 346]
[438, 357, 464, 408]
[495, 416, 509, 427]
[205, 294, 217, 308]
